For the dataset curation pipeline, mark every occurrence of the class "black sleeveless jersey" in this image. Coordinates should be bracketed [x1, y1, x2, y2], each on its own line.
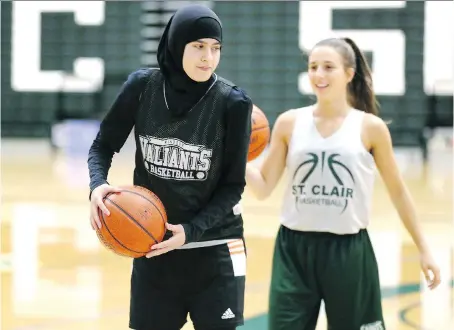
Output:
[88, 68, 252, 243]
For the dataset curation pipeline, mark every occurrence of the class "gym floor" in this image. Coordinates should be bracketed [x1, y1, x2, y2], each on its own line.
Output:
[1, 132, 452, 330]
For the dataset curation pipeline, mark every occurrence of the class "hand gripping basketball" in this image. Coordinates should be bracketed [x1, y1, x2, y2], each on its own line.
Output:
[90, 183, 122, 230]
[91, 184, 168, 258]
[145, 222, 186, 258]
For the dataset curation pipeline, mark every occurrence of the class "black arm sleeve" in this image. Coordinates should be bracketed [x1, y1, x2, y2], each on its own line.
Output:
[87, 69, 149, 197]
[182, 87, 253, 243]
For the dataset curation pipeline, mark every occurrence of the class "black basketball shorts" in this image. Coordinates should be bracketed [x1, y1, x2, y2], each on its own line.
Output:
[129, 239, 246, 330]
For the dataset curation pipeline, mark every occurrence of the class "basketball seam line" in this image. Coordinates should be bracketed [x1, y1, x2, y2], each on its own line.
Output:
[116, 189, 167, 231]
[250, 126, 270, 154]
[252, 126, 269, 131]
[250, 141, 268, 154]
[105, 197, 159, 244]
[99, 209, 147, 254]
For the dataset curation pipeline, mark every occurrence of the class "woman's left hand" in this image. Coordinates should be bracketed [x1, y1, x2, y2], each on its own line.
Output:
[146, 223, 186, 258]
[420, 251, 441, 290]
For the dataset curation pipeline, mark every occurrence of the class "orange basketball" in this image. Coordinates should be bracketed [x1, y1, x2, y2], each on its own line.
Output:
[95, 185, 167, 258]
[248, 105, 270, 161]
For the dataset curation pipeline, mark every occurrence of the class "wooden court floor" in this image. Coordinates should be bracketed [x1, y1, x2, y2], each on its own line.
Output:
[1, 138, 453, 330]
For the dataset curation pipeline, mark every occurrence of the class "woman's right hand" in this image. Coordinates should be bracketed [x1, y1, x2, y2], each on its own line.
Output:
[90, 184, 122, 230]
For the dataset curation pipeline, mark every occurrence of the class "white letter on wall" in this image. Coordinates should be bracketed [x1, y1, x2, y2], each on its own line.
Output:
[11, 1, 105, 92]
[299, 1, 406, 96]
[424, 1, 453, 95]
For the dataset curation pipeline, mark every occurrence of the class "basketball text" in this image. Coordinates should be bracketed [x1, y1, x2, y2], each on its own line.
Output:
[139, 135, 212, 181]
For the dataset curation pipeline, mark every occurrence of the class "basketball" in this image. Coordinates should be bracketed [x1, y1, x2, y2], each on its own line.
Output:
[248, 104, 270, 161]
[95, 185, 167, 258]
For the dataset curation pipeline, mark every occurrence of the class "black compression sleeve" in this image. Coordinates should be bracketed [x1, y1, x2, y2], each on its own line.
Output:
[182, 87, 253, 243]
[87, 68, 149, 198]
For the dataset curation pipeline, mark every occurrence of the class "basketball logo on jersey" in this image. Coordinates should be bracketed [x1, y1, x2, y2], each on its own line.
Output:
[360, 321, 384, 330]
[292, 151, 355, 214]
[139, 135, 212, 181]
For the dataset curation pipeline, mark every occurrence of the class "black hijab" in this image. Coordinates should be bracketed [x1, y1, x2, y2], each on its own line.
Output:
[157, 5, 223, 116]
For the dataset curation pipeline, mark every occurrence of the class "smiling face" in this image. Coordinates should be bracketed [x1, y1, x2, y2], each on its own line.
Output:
[308, 45, 354, 103]
[182, 38, 221, 82]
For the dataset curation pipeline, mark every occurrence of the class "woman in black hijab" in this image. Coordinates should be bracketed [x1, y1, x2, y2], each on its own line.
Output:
[87, 4, 253, 330]
[157, 4, 223, 116]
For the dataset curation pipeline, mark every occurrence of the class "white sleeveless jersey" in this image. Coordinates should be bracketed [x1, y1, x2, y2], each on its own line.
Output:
[280, 106, 376, 234]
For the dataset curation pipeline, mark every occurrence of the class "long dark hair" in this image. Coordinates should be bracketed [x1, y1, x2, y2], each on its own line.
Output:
[313, 37, 379, 116]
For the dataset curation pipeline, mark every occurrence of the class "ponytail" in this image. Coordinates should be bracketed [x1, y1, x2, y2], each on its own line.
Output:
[313, 37, 380, 116]
[342, 38, 379, 116]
